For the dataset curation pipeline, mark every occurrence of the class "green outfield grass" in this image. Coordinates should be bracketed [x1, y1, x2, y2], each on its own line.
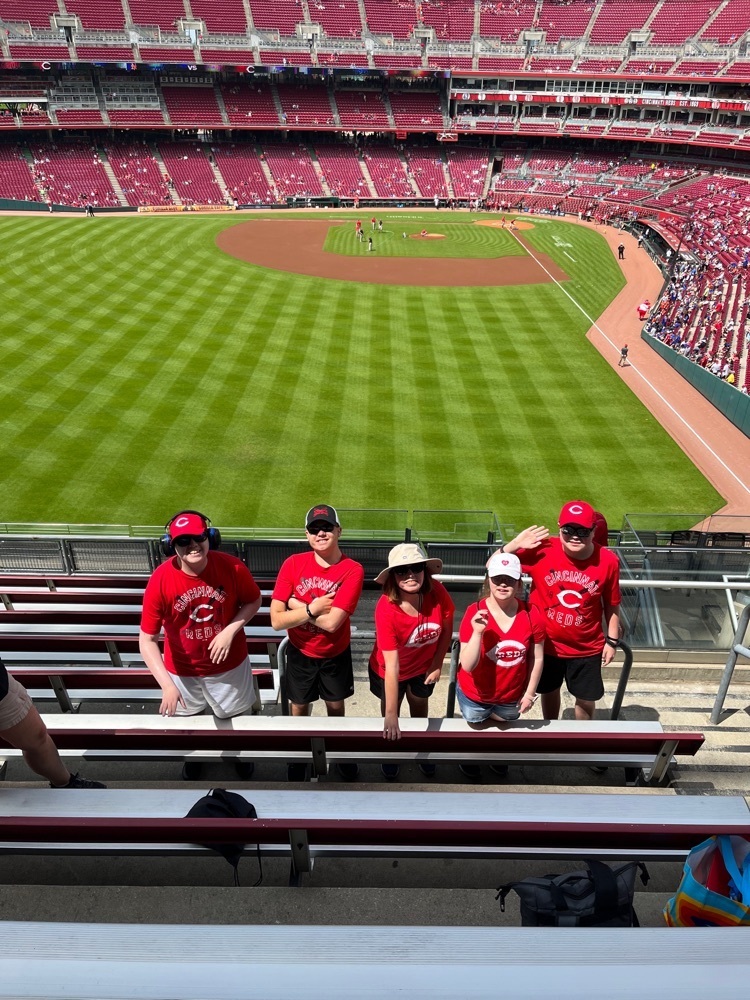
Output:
[0, 211, 722, 532]
[324, 220, 527, 258]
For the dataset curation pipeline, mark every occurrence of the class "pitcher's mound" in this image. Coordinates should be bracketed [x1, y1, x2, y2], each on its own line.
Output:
[409, 232, 446, 240]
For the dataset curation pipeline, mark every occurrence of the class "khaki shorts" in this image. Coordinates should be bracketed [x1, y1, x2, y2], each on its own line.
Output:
[0, 673, 34, 731]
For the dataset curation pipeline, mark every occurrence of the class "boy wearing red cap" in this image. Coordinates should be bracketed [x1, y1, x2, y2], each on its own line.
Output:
[502, 501, 621, 722]
[139, 511, 262, 723]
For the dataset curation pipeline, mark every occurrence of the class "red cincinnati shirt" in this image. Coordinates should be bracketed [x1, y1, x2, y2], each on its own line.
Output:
[369, 580, 455, 681]
[517, 538, 621, 658]
[140, 551, 261, 677]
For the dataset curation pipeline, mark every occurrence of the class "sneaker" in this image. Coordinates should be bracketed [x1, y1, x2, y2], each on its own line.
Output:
[381, 762, 400, 780]
[418, 762, 436, 777]
[336, 761, 360, 781]
[181, 761, 203, 781]
[54, 772, 106, 789]
[233, 760, 255, 780]
[459, 763, 482, 780]
[287, 763, 308, 782]
[489, 764, 509, 778]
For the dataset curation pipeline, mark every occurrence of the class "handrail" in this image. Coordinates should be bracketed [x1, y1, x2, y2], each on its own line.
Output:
[710, 604, 750, 725]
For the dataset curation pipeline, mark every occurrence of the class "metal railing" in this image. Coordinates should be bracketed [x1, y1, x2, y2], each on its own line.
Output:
[711, 604, 750, 725]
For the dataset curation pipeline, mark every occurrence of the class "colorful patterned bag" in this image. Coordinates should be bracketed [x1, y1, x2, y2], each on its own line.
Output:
[664, 835, 750, 927]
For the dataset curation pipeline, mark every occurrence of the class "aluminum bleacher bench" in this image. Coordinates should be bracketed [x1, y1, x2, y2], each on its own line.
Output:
[0, 922, 746, 1000]
[0, 788, 746, 870]
[0, 717, 705, 786]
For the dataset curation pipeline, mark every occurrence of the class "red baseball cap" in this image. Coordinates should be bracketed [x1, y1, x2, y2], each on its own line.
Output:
[592, 510, 609, 546]
[168, 512, 208, 538]
[558, 501, 595, 529]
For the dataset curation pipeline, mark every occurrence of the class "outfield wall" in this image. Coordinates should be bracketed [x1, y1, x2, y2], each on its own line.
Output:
[643, 332, 750, 439]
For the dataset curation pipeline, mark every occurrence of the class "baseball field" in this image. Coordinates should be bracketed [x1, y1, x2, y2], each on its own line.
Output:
[0, 210, 723, 532]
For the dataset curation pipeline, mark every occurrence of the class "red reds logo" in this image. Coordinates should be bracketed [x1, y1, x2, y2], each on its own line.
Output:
[488, 639, 526, 668]
[406, 623, 441, 647]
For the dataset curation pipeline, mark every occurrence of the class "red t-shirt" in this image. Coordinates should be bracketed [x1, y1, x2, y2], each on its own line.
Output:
[272, 550, 364, 658]
[369, 580, 455, 681]
[140, 551, 261, 677]
[517, 538, 621, 658]
[458, 599, 545, 705]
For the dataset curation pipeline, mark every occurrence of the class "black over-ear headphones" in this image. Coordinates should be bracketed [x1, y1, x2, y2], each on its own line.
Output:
[160, 510, 222, 557]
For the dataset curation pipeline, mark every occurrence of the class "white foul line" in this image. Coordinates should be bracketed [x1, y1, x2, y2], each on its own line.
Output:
[564, 251, 576, 262]
[511, 229, 750, 498]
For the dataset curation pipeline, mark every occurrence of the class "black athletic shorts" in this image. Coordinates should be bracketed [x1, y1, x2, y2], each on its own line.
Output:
[536, 652, 605, 702]
[285, 643, 354, 705]
[368, 663, 436, 702]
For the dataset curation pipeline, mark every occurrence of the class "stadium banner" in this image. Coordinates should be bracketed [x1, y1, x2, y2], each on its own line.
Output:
[138, 205, 186, 213]
[137, 205, 233, 214]
[455, 92, 750, 112]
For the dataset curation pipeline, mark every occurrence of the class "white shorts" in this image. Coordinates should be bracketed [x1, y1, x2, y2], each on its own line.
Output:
[169, 657, 260, 719]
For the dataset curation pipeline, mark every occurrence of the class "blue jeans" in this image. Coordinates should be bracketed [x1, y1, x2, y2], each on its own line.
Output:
[456, 685, 521, 723]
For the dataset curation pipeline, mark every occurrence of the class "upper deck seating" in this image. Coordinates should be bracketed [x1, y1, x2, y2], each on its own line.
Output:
[537, 1, 596, 43]
[700, 0, 750, 42]
[388, 91, 444, 129]
[363, 0, 417, 38]
[220, 81, 280, 127]
[126, 0, 186, 31]
[0, 144, 39, 201]
[64, 0, 126, 30]
[199, 47, 257, 63]
[317, 51, 370, 67]
[589, 0, 657, 44]
[362, 144, 413, 198]
[476, 57, 525, 72]
[648, 0, 716, 44]
[258, 50, 314, 67]
[75, 46, 135, 61]
[427, 55, 474, 70]
[108, 109, 166, 125]
[260, 142, 324, 198]
[527, 57, 574, 73]
[479, 1, 536, 41]
[162, 86, 225, 127]
[157, 141, 225, 204]
[420, 0, 474, 41]
[577, 58, 623, 74]
[190, 0, 248, 34]
[8, 44, 71, 60]
[622, 59, 675, 75]
[404, 149, 448, 198]
[308, 0, 363, 38]
[313, 143, 369, 198]
[137, 46, 196, 63]
[212, 144, 276, 204]
[248, 0, 303, 35]
[0, 0, 57, 26]
[373, 55, 423, 68]
[275, 83, 336, 128]
[672, 60, 725, 77]
[726, 61, 750, 79]
[54, 108, 105, 126]
[334, 89, 391, 130]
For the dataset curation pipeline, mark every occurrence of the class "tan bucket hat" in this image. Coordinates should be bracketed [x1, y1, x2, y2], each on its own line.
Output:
[374, 542, 443, 585]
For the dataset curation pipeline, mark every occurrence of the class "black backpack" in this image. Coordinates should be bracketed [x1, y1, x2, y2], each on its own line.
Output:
[496, 860, 649, 927]
[185, 788, 262, 886]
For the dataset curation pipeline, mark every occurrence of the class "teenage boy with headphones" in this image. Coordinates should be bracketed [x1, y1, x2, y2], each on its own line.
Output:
[139, 511, 263, 729]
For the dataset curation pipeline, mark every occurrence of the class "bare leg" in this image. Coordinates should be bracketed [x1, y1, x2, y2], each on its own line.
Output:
[574, 698, 595, 722]
[541, 689, 561, 720]
[2, 707, 70, 786]
[404, 691, 429, 719]
[324, 700, 345, 717]
[290, 702, 311, 717]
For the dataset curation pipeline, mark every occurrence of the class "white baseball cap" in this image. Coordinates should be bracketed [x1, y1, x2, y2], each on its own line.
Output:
[486, 551, 522, 580]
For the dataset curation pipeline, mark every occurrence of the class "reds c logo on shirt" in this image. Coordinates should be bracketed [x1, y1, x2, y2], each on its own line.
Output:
[406, 623, 442, 647]
[557, 589, 584, 609]
[487, 639, 527, 668]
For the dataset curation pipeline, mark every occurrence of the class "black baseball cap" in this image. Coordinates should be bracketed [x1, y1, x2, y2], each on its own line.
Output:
[305, 504, 340, 529]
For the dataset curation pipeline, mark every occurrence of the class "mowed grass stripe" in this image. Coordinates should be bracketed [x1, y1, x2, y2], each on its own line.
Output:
[0, 213, 723, 527]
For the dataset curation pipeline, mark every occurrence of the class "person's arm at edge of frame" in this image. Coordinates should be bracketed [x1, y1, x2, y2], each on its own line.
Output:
[138, 630, 185, 717]
[519, 640, 544, 714]
[459, 606, 485, 673]
[424, 606, 455, 686]
[207, 595, 262, 664]
[383, 648, 401, 740]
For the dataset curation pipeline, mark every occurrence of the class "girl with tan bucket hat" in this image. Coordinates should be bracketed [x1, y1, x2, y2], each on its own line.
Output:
[370, 543, 455, 779]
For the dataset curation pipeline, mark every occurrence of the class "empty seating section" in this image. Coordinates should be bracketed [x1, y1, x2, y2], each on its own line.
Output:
[373, 55, 423, 68]
[527, 150, 571, 173]
[54, 108, 105, 125]
[308, 0, 363, 38]
[137, 47, 196, 63]
[313, 143, 369, 197]
[0, 0, 56, 26]
[126, 0, 186, 31]
[388, 91, 444, 129]
[427, 55, 474, 70]
[75, 46, 135, 61]
[259, 50, 314, 66]
[64, 0, 126, 30]
[277, 84, 335, 127]
[248, 0, 303, 35]
[477, 57, 524, 71]
[622, 59, 675, 75]
[8, 45, 71, 60]
[445, 147, 489, 198]
[27, 139, 120, 207]
[528, 57, 574, 73]
[673, 61, 724, 77]
[335, 89, 390, 130]
[728, 61, 750, 79]
[537, 1, 595, 42]
[260, 142, 324, 198]
[104, 140, 171, 206]
[533, 179, 571, 194]
[404, 149, 447, 198]
[212, 144, 276, 203]
[479, 2, 536, 41]
[577, 58, 623, 74]
[701, 0, 750, 42]
[648, 0, 716, 44]
[199, 48, 257, 64]
[220, 81, 280, 126]
[318, 51, 370, 67]
[0, 144, 39, 200]
[158, 142, 224, 204]
[420, 0, 474, 40]
[162, 86, 224, 127]
[589, 0, 657, 43]
[190, 0, 248, 34]
[363, 0, 416, 38]
[362, 144, 412, 197]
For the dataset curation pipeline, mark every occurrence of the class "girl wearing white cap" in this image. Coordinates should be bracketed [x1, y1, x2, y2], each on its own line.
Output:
[370, 543, 455, 777]
[456, 551, 545, 776]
